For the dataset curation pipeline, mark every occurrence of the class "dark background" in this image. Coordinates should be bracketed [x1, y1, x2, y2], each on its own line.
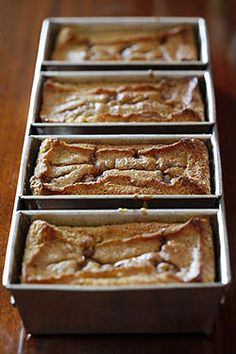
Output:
[0, 0, 236, 353]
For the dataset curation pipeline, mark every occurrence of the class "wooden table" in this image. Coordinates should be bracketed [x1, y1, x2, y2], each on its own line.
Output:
[0, 0, 236, 352]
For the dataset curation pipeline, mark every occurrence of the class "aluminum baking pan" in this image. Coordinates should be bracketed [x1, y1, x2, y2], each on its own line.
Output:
[38, 17, 209, 70]
[29, 70, 215, 135]
[2, 208, 230, 334]
[18, 134, 222, 210]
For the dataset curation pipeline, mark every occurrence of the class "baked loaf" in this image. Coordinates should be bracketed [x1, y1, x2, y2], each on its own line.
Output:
[30, 138, 211, 195]
[21, 217, 215, 285]
[40, 77, 204, 123]
[51, 25, 197, 62]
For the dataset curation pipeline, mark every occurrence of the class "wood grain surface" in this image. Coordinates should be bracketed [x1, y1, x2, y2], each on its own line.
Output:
[0, 0, 236, 353]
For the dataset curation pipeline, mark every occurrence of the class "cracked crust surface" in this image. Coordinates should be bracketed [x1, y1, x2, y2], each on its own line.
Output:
[40, 77, 204, 123]
[51, 25, 197, 62]
[30, 138, 211, 196]
[21, 217, 215, 285]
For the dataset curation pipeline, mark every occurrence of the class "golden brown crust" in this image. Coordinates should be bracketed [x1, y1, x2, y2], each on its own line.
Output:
[51, 25, 197, 62]
[21, 218, 215, 285]
[30, 138, 211, 196]
[40, 78, 204, 123]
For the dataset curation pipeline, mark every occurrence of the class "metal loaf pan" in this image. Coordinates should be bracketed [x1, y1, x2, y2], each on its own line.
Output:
[2, 208, 230, 334]
[29, 70, 215, 135]
[18, 134, 222, 210]
[38, 17, 209, 71]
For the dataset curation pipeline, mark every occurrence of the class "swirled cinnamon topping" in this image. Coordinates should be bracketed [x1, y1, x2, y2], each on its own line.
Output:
[51, 25, 197, 62]
[21, 217, 214, 285]
[40, 77, 204, 123]
[30, 138, 210, 195]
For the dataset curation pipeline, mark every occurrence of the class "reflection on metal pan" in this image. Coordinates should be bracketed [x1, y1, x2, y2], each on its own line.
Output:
[2, 208, 230, 334]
